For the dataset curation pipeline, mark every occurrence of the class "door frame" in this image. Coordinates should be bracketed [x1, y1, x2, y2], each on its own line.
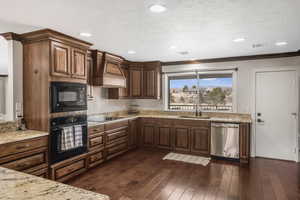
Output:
[251, 67, 299, 162]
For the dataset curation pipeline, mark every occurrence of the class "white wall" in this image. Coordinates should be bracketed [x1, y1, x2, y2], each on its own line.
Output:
[0, 37, 8, 75]
[87, 87, 131, 115]
[4, 40, 23, 121]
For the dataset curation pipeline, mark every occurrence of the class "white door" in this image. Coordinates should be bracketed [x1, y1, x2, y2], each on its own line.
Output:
[255, 70, 297, 161]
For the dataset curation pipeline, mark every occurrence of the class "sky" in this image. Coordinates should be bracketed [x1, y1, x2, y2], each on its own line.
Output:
[170, 78, 232, 89]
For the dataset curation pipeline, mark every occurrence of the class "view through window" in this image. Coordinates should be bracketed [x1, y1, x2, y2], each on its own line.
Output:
[168, 74, 233, 112]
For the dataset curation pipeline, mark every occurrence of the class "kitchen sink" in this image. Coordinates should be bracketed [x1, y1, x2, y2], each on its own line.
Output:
[178, 115, 211, 119]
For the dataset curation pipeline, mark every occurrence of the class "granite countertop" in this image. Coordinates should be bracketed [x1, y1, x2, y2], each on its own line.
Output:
[88, 114, 251, 127]
[0, 167, 110, 200]
[0, 130, 49, 145]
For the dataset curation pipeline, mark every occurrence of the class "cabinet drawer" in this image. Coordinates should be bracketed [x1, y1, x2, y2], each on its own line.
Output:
[50, 154, 87, 182]
[2, 151, 47, 172]
[88, 125, 104, 135]
[105, 120, 128, 130]
[106, 136, 128, 148]
[141, 118, 158, 124]
[88, 150, 104, 168]
[0, 136, 48, 158]
[107, 130, 127, 144]
[89, 134, 104, 148]
[55, 159, 86, 180]
[174, 119, 210, 127]
[107, 142, 127, 156]
[30, 167, 49, 178]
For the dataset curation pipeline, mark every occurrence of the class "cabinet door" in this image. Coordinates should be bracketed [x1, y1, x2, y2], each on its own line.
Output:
[71, 48, 87, 79]
[190, 127, 210, 156]
[128, 119, 138, 149]
[156, 126, 172, 150]
[174, 126, 190, 153]
[142, 124, 156, 147]
[130, 67, 143, 97]
[119, 68, 130, 98]
[143, 69, 156, 98]
[87, 54, 93, 85]
[239, 123, 250, 164]
[51, 41, 71, 77]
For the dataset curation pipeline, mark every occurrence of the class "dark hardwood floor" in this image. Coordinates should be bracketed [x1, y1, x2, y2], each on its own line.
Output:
[67, 149, 299, 200]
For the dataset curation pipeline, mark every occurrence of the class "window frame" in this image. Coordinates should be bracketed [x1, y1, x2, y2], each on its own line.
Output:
[164, 70, 237, 113]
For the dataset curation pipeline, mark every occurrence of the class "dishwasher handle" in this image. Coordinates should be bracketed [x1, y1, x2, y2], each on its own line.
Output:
[211, 123, 239, 129]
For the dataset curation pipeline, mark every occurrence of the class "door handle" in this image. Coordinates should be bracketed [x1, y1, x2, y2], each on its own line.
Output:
[291, 113, 297, 116]
[257, 118, 264, 123]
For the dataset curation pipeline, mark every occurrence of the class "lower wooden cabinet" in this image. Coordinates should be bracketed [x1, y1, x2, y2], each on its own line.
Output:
[140, 118, 211, 157]
[190, 127, 211, 156]
[87, 149, 105, 169]
[128, 119, 138, 149]
[50, 153, 88, 182]
[173, 126, 190, 153]
[142, 124, 156, 148]
[239, 123, 251, 163]
[156, 126, 172, 150]
[30, 167, 49, 178]
[0, 136, 49, 177]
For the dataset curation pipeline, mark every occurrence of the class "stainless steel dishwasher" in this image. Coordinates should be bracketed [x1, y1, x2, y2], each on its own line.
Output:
[211, 123, 240, 159]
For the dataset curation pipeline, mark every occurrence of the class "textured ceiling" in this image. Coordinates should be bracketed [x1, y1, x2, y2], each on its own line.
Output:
[0, 0, 299, 62]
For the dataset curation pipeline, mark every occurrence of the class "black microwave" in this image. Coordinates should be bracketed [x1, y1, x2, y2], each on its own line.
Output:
[51, 82, 87, 113]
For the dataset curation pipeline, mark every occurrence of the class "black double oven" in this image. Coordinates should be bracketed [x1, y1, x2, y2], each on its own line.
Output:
[49, 82, 88, 164]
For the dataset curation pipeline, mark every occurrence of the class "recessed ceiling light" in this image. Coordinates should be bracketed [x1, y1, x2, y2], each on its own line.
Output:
[128, 50, 136, 54]
[169, 45, 177, 49]
[149, 4, 167, 13]
[178, 51, 189, 55]
[233, 38, 245, 42]
[80, 32, 92, 37]
[275, 41, 288, 46]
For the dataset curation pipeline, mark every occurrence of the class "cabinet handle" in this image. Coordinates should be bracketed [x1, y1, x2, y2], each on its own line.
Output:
[16, 144, 30, 150]
[16, 163, 28, 169]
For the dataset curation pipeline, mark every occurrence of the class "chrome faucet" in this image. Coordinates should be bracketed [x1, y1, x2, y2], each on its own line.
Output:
[195, 104, 202, 117]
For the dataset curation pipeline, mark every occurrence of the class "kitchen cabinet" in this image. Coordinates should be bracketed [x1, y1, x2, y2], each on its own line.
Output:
[156, 120, 173, 150]
[21, 29, 92, 131]
[173, 126, 190, 153]
[50, 41, 87, 80]
[0, 136, 49, 178]
[71, 47, 87, 79]
[128, 61, 161, 99]
[143, 62, 161, 99]
[141, 118, 156, 148]
[50, 153, 88, 182]
[87, 124, 105, 168]
[190, 127, 211, 156]
[51, 41, 71, 77]
[105, 120, 129, 160]
[239, 123, 251, 164]
[129, 64, 143, 98]
[128, 119, 138, 149]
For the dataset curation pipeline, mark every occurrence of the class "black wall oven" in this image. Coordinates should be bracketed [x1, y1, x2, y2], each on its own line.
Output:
[51, 82, 87, 113]
[50, 115, 88, 164]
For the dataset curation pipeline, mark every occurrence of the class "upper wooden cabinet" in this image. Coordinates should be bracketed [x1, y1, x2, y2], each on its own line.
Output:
[51, 44, 87, 80]
[21, 29, 92, 131]
[51, 41, 71, 77]
[129, 63, 143, 98]
[143, 62, 161, 99]
[21, 29, 92, 83]
[71, 48, 87, 79]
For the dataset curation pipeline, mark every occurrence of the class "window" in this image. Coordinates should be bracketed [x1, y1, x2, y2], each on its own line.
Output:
[168, 73, 234, 112]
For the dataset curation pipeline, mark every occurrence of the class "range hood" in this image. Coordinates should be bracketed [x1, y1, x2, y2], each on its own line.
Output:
[91, 51, 126, 88]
